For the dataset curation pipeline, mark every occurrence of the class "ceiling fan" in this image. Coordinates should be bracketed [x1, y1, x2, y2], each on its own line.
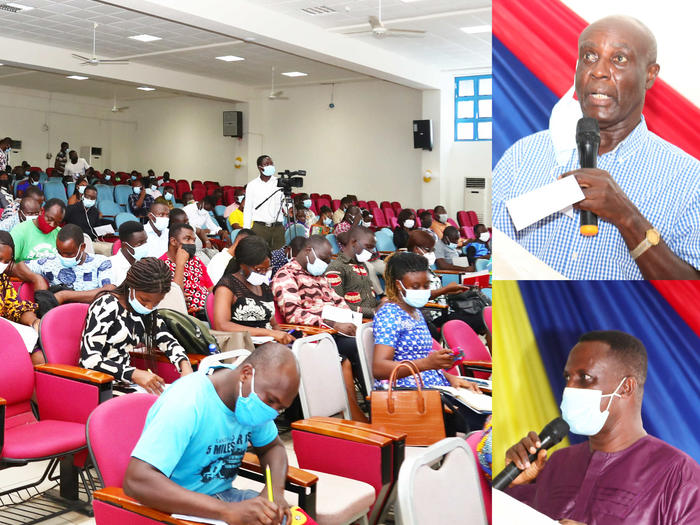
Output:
[343, 0, 426, 39]
[72, 23, 130, 66]
[109, 95, 129, 113]
[267, 67, 288, 100]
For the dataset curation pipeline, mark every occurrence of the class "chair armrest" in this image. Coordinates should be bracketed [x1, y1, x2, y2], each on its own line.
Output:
[128, 351, 207, 367]
[0, 397, 6, 405]
[462, 360, 492, 374]
[433, 269, 464, 275]
[292, 419, 393, 448]
[424, 302, 449, 309]
[93, 487, 193, 525]
[34, 364, 113, 384]
[305, 416, 408, 443]
[241, 452, 318, 488]
[277, 324, 338, 336]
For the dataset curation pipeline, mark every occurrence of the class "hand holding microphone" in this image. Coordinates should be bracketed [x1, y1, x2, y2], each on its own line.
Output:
[576, 117, 601, 236]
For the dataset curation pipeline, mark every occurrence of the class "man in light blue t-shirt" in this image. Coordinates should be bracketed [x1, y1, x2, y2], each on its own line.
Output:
[125, 343, 300, 525]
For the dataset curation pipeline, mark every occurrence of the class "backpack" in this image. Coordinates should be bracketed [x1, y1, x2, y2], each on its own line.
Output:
[156, 308, 219, 355]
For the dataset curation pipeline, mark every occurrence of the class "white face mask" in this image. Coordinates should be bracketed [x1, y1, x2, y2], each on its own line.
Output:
[262, 165, 276, 177]
[355, 248, 373, 263]
[403, 219, 415, 229]
[362, 220, 372, 228]
[479, 232, 490, 242]
[151, 215, 169, 231]
[438, 213, 448, 223]
[246, 269, 272, 286]
[0, 260, 8, 274]
[422, 251, 436, 266]
[560, 377, 626, 436]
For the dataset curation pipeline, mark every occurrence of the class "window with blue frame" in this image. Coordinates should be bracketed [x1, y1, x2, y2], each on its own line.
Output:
[455, 75, 492, 141]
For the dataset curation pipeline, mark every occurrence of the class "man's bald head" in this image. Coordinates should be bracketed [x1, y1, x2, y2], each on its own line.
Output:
[580, 16, 657, 64]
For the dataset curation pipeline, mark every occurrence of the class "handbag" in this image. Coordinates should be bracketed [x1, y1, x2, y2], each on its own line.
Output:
[370, 361, 446, 446]
[446, 287, 491, 315]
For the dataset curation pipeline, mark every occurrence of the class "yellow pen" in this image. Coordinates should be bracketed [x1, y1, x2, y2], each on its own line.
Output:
[265, 465, 274, 502]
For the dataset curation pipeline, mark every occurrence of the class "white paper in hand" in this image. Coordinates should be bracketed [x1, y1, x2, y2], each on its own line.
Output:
[505, 176, 585, 231]
[321, 305, 361, 326]
[94, 224, 115, 236]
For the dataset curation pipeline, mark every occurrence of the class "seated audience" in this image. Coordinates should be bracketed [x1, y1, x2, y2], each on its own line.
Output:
[212, 236, 294, 344]
[0, 231, 42, 364]
[272, 234, 367, 421]
[80, 257, 193, 393]
[64, 150, 90, 182]
[292, 193, 316, 226]
[435, 226, 473, 271]
[309, 206, 333, 236]
[465, 224, 491, 266]
[270, 236, 306, 277]
[332, 196, 353, 225]
[372, 251, 479, 393]
[325, 226, 381, 318]
[109, 221, 148, 286]
[161, 186, 176, 208]
[228, 196, 247, 230]
[361, 209, 374, 228]
[128, 178, 155, 219]
[185, 195, 230, 243]
[417, 210, 439, 242]
[64, 184, 111, 241]
[430, 205, 450, 239]
[145, 201, 171, 257]
[11, 198, 65, 261]
[207, 229, 255, 287]
[160, 223, 213, 320]
[1, 185, 44, 221]
[156, 171, 171, 184]
[223, 187, 245, 219]
[0, 171, 13, 209]
[181, 191, 195, 206]
[0, 196, 40, 232]
[145, 177, 162, 199]
[286, 207, 309, 238]
[25, 224, 113, 303]
[393, 209, 416, 250]
[15, 171, 43, 197]
[67, 176, 89, 205]
[123, 344, 298, 524]
[407, 231, 488, 344]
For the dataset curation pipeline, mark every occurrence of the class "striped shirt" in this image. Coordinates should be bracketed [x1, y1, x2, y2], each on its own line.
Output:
[493, 118, 700, 279]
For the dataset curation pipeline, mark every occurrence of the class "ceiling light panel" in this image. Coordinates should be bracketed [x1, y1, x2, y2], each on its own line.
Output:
[215, 55, 245, 62]
[301, 6, 336, 16]
[66, 75, 89, 80]
[282, 71, 308, 77]
[129, 34, 162, 42]
[137, 86, 156, 91]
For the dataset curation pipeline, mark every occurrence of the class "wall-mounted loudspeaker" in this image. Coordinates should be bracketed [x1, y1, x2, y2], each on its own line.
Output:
[223, 111, 243, 138]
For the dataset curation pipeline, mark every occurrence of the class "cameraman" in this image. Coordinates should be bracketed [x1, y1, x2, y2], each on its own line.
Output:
[243, 155, 285, 250]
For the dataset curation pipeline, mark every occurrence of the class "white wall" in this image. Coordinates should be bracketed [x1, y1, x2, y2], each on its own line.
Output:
[0, 85, 135, 171]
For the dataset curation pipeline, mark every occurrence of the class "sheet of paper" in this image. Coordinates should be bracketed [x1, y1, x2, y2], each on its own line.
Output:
[7, 319, 38, 352]
[435, 385, 492, 413]
[505, 176, 585, 231]
[251, 336, 275, 345]
[172, 514, 227, 525]
[94, 224, 115, 236]
[491, 228, 567, 281]
[492, 489, 559, 524]
[321, 305, 361, 326]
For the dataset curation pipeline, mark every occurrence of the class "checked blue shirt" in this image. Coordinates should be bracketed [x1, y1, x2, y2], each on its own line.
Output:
[493, 118, 700, 279]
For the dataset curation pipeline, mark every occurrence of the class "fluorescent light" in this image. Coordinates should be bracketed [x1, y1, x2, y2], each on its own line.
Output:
[137, 86, 156, 91]
[281, 71, 308, 77]
[6, 3, 34, 11]
[129, 34, 161, 42]
[215, 55, 245, 62]
[398, 0, 425, 2]
[460, 24, 491, 34]
[66, 75, 89, 80]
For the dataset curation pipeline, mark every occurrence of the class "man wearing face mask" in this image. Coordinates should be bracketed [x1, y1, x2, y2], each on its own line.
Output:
[0, 196, 40, 232]
[184, 195, 231, 246]
[109, 221, 148, 286]
[15, 171, 43, 197]
[272, 235, 369, 421]
[159, 223, 214, 321]
[1, 185, 44, 223]
[25, 224, 114, 305]
[325, 226, 383, 319]
[291, 193, 316, 227]
[161, 187, 176, 209]
[464, 224, 492, 266]
[128, 179, 155, 219]
[0, 137, 12, 172]
[243, 155, 285, 250]
[64, 185, 112, 246]
[10, 198, 65, 262]
[124, 343, 299, 525]
[64, 150, 90, 183]
[434, 226, 474, 271]
[430, 205, 450, 240]
[504, 331, 700, 525]
[144, 202, 171, 258]
[417, 210, 439, 242]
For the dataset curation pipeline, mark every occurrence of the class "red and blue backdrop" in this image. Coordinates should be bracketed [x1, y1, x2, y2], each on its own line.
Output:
[492, 280, 700, 473]
[492, 0, 700, 166]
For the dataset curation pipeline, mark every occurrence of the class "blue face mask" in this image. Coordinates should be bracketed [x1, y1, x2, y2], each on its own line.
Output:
[78, 185, 86, 194]
[83, 198, 96, 208]
[237, 195, 245, 203]
[399, 281, 431, 309]
[126, 242, 149, 261]
[31, 180, 40, 186]
[235, 368, 279, 427]
[25, 170, 30, 176]
[129, 289, 154, 315]
[133, 187, 142, 194]
[306, 247, 328, 276]
[262, 165, 276, 177]
[323, 217, 333, 227]
[131, 175, 137, 181]
[105, 175, 111, 181]
[164, 192, 173, 201]
[302, 199, 312, 209]
[448, 242, 458, 250]
[58, 247, 82, 268]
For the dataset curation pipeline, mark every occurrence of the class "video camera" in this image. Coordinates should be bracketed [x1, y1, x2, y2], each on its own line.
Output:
[277, 169, 306, 196]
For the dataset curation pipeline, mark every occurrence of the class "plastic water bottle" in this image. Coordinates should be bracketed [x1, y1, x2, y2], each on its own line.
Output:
[208, 343, 218, 355]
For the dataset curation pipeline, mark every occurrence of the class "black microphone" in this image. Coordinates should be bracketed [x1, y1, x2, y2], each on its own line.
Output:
[492, 417, 569, 491]
[576, 117, 601, 236]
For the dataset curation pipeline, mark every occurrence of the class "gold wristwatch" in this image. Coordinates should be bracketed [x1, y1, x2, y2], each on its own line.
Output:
[630, 227, 661, 260]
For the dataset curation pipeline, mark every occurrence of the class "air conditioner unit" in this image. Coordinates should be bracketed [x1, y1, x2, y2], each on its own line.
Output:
[463, 177, 491, 225]
[80, 146, 103, 171]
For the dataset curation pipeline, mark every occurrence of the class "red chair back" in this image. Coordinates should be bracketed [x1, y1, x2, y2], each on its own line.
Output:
[39, 303, 90, 366]
[483, 306, 492, 333]
[391, 202, 402, 215]
[193, 186, 206, 201]
[457, 211, 469, 227]
[18, 281, 38, 302]
[87, 394, 157, 488]
[447, 218, 459, 228]
[462, 226, 475, 240]
[175, 180, 191, 199]
[466, 430, 492, 524]
[331, 199, 341, 211]
[442, 320, 491, 379]
[382, 207, 396, 223]
[317, 197, 332, 211]
[370, 207, 387, 228]
[467, 211, 479, 226]
[0, 318, 35, 425]
[112, 239, 122, 255]
[357, 200, 368, 209]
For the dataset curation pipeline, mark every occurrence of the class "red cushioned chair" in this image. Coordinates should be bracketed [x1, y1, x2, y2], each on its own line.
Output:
[382, 207, 396, 225]
[0, 317, 113, 513]
[332, 199, 341, 211]
[466, 431, 492, 524]
[367, 200, 378, 209]
[317, 197, 332, 211]
[482, 306, 492, 334]
[175, 180, 191, 199]
[442, 320, 491, 380]
[456, 211, 469, 227]
[357, 200, 368, 209]
[39, 303, 91, 366]
[467, 211, 479, 226]
[46, 167, 55, 177]
[391, 202, 402, 215]
[447, 218, 459, 229]
[192, 186, 206, 202]
[112, 239, 121, 255]
[370, 207, 387, 229]
[89, 394, 319, 524]
[310, 193, 320, 200]
[462, 226, 475, 240]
